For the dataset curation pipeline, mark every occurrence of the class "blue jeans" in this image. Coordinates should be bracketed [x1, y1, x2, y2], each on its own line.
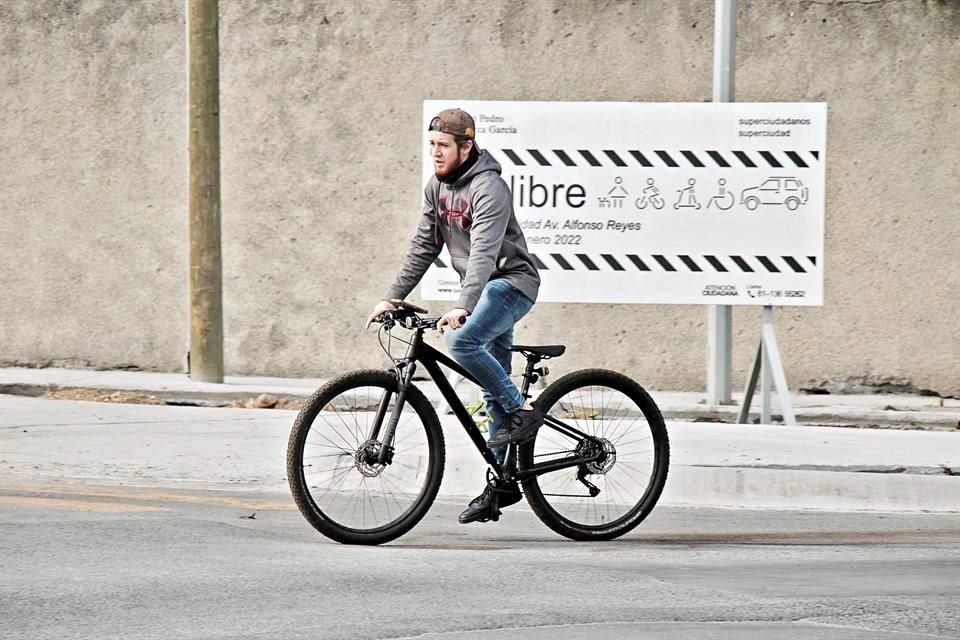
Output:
[445, 279, 534, 463]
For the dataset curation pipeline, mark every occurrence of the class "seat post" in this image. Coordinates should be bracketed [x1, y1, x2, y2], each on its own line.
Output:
[519, 354, 541, 399]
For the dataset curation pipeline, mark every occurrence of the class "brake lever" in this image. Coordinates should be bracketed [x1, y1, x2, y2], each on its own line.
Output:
[378, 311, 397, 330]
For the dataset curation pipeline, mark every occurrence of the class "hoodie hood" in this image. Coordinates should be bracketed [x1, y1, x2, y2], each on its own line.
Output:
[448, 150, 501, 186]
[438, 145, 481, 185]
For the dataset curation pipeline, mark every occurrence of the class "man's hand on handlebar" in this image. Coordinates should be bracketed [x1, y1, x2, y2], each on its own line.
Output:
[365, 300, 397, 330]
[437, 308, 469, 333]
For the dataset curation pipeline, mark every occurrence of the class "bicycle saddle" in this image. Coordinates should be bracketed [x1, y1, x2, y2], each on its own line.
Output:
[510, 344, 566, 358]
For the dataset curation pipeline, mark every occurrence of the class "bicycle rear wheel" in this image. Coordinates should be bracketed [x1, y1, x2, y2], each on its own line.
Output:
[518, 369, 669, 541]
[286, 369, 445, 545]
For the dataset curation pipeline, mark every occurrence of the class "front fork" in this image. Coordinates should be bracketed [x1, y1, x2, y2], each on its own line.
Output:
[373, 360, 416, 465]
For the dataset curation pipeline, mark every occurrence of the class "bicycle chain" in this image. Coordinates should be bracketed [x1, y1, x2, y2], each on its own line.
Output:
[543, 492, 595, 498]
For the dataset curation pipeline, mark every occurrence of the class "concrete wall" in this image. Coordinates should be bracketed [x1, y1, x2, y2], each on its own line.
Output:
[1, 0, 958, 396]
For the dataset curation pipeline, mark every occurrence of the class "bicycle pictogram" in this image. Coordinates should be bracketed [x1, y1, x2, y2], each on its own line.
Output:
[635, 178, 665, 210]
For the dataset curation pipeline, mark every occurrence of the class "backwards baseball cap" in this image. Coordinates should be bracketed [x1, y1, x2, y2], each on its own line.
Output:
[428, 108, 476, 140]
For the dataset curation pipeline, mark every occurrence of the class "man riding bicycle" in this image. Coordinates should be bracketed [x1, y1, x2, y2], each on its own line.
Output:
[367, 108, 542, 524]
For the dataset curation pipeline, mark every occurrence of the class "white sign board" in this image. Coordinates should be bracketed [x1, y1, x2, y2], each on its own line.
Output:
[421, 100, 826, 306]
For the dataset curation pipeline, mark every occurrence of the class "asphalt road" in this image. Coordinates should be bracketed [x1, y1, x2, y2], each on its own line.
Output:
[2, 481, 959, 640]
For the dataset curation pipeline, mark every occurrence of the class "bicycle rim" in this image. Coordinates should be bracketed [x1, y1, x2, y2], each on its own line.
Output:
[292, 373, 440, 538]
[523, 371, 668, 536]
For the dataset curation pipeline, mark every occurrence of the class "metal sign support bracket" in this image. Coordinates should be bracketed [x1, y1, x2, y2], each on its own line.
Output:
[737, 306, 797, 425]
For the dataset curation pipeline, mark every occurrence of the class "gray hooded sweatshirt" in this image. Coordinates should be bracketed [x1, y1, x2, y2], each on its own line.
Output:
[384, 151, 540, 313]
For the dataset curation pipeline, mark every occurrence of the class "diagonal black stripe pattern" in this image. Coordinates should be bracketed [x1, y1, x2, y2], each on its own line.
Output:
[680, 151, 705, 168]
[811, 150, 820, 160]
[553, 149, 576, 166]
[576, 254, 599, 271]
[497, 252, 817, 274]
[652, 255, 676, 271]
[782, 256, 806, 273]
[785, 151, 808, 168]
[433, 258, 447, 268]
[730, 255, 754, 272]
[604, 150, 627, 167]
[629, 150, 653, 167]
[502, 149, 525, 166]
[602, 254, 625, 271]
[655, 150, 679, 167]
[756, 256, 781, 272]
[733, 151, 757, 168]
[678, 255, 702, 272]
[578, 150, 601, 166]
[528, 149, 551, 166]
[759, 151, 783, 168]
[707, 150, 731, 167]
[704, 255, 728, 272]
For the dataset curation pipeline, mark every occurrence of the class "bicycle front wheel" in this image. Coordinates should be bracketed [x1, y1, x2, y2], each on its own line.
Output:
[518, 369, 669, 541]
[286, 369, 445, 545]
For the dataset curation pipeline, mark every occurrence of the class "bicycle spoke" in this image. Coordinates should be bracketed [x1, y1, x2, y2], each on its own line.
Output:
[327, 406, 364, 449]
[310, 410, 360, 452]
[302, 450, 354, 460]
[611, 436, 653, 450]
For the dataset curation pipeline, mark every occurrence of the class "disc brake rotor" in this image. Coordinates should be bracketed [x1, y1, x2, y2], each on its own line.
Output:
[577, 438, 617, 475]
[355, 440, 387, 477]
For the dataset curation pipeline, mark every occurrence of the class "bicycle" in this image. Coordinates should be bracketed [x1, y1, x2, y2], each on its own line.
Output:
[286, 300, 670, 545]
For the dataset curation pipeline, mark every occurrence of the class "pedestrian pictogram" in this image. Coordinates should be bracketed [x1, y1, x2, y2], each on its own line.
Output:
[599, 176, 628, 208]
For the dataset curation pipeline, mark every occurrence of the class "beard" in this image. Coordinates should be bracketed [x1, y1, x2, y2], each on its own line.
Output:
[434, 158, 463, 179]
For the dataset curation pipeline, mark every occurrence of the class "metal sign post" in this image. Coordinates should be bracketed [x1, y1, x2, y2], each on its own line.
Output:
[737, 305, 797, 425]
[708, 0, 737, 406]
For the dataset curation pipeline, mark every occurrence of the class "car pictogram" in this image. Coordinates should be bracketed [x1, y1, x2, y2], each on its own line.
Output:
[740, 177, 808, 211]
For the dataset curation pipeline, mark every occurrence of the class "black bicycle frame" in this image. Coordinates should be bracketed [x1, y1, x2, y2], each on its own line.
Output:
[375, 325, 602, 482]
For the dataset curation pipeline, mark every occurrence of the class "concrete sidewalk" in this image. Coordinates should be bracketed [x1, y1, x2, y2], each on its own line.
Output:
[2, 366, 959, 429]
[1, 367, 958, 513]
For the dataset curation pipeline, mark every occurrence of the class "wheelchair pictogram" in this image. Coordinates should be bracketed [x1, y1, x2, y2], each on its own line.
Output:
[706, 178, 735, 211]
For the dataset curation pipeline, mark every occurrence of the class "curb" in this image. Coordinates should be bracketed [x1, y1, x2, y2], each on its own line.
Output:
[660, 466, 960, 513]
[437, 445, 959, 514]
[439, 458, 959, 514]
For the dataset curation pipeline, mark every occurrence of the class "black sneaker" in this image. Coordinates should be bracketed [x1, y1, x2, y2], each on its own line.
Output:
[458, 481, 522, 524]
[486, 408, 544, 447]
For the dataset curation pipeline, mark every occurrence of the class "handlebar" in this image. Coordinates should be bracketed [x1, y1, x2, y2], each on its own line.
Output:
[380, 299, 442, 330]
[375, 307, 441, 331]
